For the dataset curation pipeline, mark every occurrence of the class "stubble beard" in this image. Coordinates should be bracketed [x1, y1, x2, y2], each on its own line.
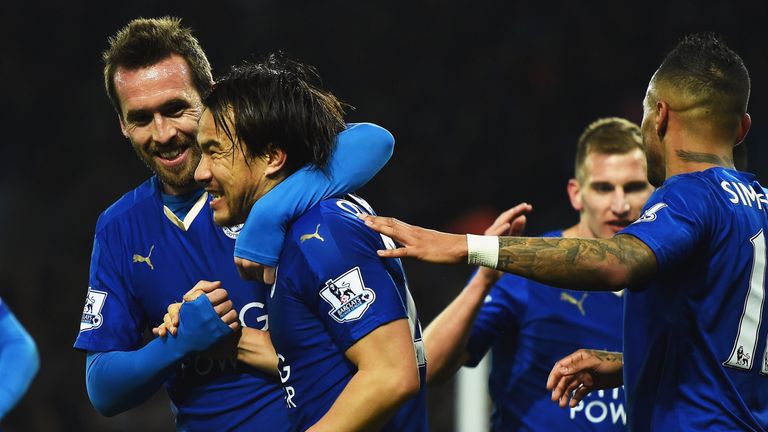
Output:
[133, 136, 202, 191]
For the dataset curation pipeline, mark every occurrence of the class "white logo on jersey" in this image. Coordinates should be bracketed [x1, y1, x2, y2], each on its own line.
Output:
[80, 288, 107, 331]
[320, 267, 376, 323]
[570, 387, 626, 425]
[222, 223, 244, 239]
[633, 203, 668, 223]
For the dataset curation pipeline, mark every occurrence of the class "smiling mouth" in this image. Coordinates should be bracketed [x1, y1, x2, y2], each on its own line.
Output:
[207, 190, 223, 201]
[154, 146, 189, 164]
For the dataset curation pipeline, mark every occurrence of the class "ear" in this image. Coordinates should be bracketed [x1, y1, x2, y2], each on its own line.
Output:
[119, 115, 129, 138]
[736, 113, 752, 145]
[264, 147, 288, 176]
[567, 178, 583, 212]
[656, 100, 669, 138]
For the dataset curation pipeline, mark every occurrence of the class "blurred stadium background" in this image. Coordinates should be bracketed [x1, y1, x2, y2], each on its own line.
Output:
[1, 1, 767, 430]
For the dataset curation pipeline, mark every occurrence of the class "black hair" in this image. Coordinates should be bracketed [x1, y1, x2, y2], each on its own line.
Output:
[204, 53, 346, 173]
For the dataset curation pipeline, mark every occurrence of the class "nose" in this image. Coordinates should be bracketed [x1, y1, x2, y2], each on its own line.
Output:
[194, 153, 212, 185]
[151, 114, 178, 145]
[611, 189, 631, 216]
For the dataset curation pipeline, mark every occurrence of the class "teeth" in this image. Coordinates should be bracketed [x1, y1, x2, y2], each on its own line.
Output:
[158, 148, 184, 159]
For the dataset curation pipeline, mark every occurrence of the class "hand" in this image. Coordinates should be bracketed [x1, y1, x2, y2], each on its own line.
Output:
[358, 215, 468, 264]
[476, 203, 532, 285]
[152, 280, 240, 337]
[152, 301, 182, 337]
[546, 349, 624, 408]
[234, 257, 276, 285]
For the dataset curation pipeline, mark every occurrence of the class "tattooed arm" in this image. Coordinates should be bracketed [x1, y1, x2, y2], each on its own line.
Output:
[546, 349, 624, 408]
[495, 235, 656, 291]
[360, 215, 657, 291]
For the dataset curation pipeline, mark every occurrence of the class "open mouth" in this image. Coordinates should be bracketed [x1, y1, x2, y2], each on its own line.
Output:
[607, 220, 631, 231]
[154, 146, 189, 167]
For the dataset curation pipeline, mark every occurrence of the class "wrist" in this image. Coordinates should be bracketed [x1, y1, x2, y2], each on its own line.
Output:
[467, 234, 499, 268]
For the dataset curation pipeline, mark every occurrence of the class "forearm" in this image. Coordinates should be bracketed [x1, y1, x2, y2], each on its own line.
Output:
[237, 328, 278, 376]
[424, 271, 494, 385]
[0, 316, 39, 419]
[495, 235, 655, 291]
[307, 368, 416, 432]
[85, 337, 188, 416]
[86, 296, 233, 416]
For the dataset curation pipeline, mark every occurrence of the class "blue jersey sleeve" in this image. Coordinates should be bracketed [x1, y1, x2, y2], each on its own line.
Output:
[465, 274, 528, 367]
[74, 226, 146, 352]
[85, 296, 233, 416]
[0, 302, 39, 419]
[234, 123, 395, 267]
[300, 208, 407, 353]
[620, 178, 711, 277]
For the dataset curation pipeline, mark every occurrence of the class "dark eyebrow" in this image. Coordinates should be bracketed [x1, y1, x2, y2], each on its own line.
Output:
[198, 139, 220, 154]
[125, 98, 191, 123]
[624, 181, 650, 191]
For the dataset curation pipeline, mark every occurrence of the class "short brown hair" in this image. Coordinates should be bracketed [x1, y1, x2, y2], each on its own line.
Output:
[102, 16, 212, 117]
[574, 117, 642, 182]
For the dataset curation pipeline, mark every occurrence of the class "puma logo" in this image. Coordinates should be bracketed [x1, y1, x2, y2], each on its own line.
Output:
[560, 292, 588, 316]
[132, 245, 155, 270]
[300, 224, 325, 243]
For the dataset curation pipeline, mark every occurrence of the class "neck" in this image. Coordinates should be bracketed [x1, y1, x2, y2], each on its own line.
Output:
[663, 129, 735, 179]
[160, 181, 201, 196]
[562, 222, 594, 239]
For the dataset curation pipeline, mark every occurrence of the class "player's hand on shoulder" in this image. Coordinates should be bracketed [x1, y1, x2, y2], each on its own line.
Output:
[234, 257, 276, 285]
[358, 214, 468, 264]
[546, 348, 624, 409]
[476, 203, 532, 285]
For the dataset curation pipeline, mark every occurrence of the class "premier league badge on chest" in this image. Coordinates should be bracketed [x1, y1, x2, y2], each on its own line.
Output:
[320, 267, 376, 322]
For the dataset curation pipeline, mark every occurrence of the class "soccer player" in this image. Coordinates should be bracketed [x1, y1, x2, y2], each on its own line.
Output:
[194, 57, 428, 431]
[73, 17, 395, 430]
[361, 34, 767, 431]
[0, 298, 39, 421]
[425, 118, 650, 431]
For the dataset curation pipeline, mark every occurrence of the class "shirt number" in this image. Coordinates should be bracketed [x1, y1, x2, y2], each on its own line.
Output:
[724, 230, 768, 373]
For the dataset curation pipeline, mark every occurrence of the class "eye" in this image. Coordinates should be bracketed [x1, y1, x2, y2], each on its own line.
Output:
[625, 182, 650, 193]
[591, 183, 614, 193]
[163, 102, 188, 117]
[128, 113, 152, 126]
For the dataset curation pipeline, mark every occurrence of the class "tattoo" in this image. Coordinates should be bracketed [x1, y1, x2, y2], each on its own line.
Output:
[497, 235, 656, 291]
[586, 349, 623, 365]
[676, 149, 733, 167]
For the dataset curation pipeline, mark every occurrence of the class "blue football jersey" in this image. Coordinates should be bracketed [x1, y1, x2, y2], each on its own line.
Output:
[73, 176, 287, 431]
[466, 231, 626, 432]
[621, 168, 768, 431]
[0, 298, 7, 320]
[268, 196, 428, 431]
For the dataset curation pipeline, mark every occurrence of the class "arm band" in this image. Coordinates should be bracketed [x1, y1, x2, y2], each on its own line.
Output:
[467, 234, 499, 268]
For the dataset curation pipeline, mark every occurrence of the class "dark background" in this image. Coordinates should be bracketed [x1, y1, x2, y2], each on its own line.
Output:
[2, 1, 767, 430]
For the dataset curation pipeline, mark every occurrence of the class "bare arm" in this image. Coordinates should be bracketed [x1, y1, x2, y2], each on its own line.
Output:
[424, 270, 495, 385]
[307, 319, 420, 432]
[424, 204, 530, 385]
[360, 215, 657, 291]
[236, 328, 278, 376]
[495, 235, 656, 291]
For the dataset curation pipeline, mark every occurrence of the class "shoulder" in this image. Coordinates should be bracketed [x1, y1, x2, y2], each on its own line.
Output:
[341, 122, 394, 143]
[287, 197, 374, 245]
[95, 178, 158, 235]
